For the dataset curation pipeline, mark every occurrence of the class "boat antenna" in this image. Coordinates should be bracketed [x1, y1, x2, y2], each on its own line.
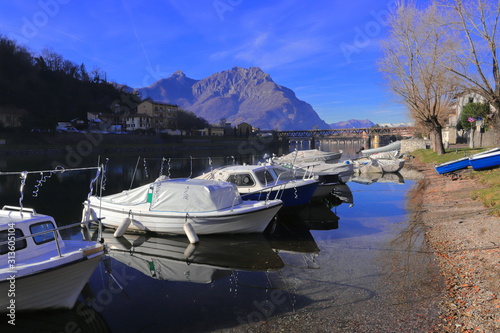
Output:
[129, 156, 141, 190]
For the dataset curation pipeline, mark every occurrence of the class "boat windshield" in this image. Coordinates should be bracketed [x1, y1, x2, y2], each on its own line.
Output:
[255, 168, 277, 186]
[272, 167, 297, 181]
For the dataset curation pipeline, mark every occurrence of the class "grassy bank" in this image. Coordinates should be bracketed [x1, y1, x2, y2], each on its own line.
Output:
[412, 148, 500, 217]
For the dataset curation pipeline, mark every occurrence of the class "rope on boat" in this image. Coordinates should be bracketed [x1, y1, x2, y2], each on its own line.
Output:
[0, 165, 100, 176]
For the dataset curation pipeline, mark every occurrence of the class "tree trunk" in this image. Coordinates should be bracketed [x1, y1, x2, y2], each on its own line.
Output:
[430, 117, 446, 155]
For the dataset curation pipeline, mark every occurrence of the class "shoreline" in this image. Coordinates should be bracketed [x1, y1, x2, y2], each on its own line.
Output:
[406, 157, 500, 332]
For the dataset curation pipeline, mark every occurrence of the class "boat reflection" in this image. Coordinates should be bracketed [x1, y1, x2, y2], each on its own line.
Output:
[101, 230, 284, 284]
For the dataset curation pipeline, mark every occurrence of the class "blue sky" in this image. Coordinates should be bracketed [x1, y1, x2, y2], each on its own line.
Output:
[0, 0, 421, 125]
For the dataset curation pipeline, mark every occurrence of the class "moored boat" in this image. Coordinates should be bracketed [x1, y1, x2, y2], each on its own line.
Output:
[352, 157, 405, 174]
[83, 178, 283, 238]
[360, 141, 401, 157]
[197, 164, 318, 207]
[0, 206, 104, 312]
[273, 149, 343, 164]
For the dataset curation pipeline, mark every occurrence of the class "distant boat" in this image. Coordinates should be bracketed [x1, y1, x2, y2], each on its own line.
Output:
[0, 206, 104, 311]
[84, 178, 282, 237]
[360, 141, 401, 157]
[273, 149, 343, 164]
[352, 157, 405, 174]
[434, 148, 500, 174]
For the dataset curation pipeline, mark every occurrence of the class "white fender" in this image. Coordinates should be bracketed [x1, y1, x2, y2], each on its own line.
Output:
[114, 217, 132, 237]
[81, 206, 97, 226]
[183, 222, 199, 244]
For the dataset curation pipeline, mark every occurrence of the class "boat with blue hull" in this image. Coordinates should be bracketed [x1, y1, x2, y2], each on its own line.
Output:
[197, 164, 319, 207]
[469, 149, 500, 170]
[434, 156, 471, 174]
[434, 148, 500, 174]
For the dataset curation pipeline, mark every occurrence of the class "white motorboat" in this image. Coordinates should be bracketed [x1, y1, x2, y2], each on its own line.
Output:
[83, 178, 283, 238]
[197, 164, 318, 207]
[353, 157, 405, 173]
[0, 206, 104, 312]
[360, 141, 401, 157]
[273, 149, 343, 164]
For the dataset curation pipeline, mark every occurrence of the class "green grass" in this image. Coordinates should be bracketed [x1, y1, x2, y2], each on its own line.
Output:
[412, 148, 500, 217]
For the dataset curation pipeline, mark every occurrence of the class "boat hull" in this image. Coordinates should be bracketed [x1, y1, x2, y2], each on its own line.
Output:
[469, 150, 500, 170]
[434, 157, 470, 174]
[87, 197, 282, 235]
[0, 255, 102, 311]
[243, 182, 318, 206]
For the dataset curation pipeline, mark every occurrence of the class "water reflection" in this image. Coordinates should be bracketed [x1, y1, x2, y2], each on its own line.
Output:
[0, 149, 444, 332]
[101, 231, 284, 283]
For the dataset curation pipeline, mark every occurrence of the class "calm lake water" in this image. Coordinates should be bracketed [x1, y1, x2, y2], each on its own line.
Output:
[1, 141, 443, 332]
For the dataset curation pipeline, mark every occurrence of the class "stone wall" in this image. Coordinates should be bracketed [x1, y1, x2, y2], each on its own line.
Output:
[401, 138, 429, 153]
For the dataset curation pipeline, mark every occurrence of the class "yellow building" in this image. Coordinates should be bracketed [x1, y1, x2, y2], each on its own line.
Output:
[137, 100, 179, 131]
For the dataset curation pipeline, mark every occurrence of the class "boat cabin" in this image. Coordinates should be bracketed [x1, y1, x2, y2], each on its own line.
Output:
[202, 165, 297, 193]
[0, 206, 65, 263]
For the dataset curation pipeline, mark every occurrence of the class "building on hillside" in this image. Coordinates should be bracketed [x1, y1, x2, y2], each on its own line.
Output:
[124, 113, 152, 132]
[236, 122, 253, 136]
[87, 112, 124, 132]
[138, 100, 179, 131]
[198, 127, 225, 136]
[0, 107, 30, 128]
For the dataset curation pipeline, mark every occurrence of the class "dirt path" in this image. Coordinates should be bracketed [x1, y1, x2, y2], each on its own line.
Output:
[406, 158, 500, 332]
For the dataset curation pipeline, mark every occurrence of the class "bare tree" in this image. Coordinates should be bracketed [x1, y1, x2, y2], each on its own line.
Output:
[439, 0, 500, 144]
[379, 2, 460, 154]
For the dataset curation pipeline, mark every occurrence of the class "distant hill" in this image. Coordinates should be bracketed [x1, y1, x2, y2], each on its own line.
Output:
[329, 119, 375, 129]
[135, 67, 330, 131]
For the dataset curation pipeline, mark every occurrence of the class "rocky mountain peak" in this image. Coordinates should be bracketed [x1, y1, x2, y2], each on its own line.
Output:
[136, 67, 329, 130]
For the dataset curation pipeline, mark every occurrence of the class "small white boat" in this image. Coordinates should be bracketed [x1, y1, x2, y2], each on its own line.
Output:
[84, 178, 282, 238]
[273, 149, 343, 164]
[361, 141, 401, 157]
[353, 157, 405, 173]
[197, 164, 318, 207]
[0, 206, 104, 311]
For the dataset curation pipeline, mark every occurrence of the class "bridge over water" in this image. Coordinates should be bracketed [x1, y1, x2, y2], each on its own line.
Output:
[267, 127, 415, 149]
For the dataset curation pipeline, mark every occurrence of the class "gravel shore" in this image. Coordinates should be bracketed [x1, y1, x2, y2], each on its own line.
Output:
[406, 157, 500, 332]
[216, 156, 499, 333]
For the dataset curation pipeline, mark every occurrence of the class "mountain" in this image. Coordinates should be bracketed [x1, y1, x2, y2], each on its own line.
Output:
[135, 67, 329, 130]
[329, 119, 375, 129]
